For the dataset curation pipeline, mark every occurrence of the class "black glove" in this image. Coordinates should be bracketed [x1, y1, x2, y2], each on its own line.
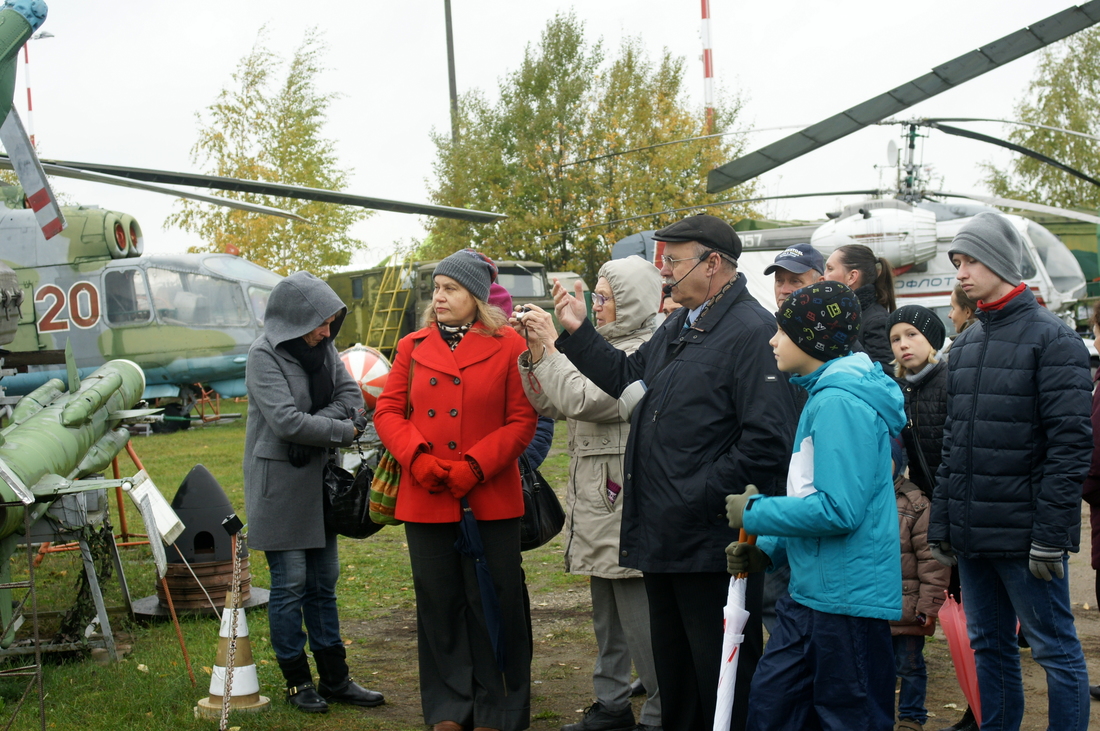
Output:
[725, 542, 771, 575]
[287, 443, 318, 468]
[351, 407, 369, 434]
[1029, 542, 1065, 581]
[930, 541, 957, 568]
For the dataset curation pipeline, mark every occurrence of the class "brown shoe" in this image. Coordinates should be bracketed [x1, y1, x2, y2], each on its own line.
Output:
[434, 723, 462, 731]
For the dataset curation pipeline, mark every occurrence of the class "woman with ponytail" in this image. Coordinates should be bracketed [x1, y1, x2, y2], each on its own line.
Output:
[824, 244, 896, 371]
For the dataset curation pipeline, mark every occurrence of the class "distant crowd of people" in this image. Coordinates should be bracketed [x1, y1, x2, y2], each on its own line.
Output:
[242, 210, 1096, 731]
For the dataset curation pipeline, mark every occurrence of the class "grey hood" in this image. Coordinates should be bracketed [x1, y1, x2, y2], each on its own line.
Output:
[263, 271, 347, 345]
[595, 256, 662, 342]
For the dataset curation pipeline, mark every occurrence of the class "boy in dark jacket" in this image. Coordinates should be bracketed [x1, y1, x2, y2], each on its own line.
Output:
[928, 212, 1093, 731]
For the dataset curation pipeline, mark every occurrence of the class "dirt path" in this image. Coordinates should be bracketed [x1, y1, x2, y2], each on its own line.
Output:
[341, 505, 1100, 730]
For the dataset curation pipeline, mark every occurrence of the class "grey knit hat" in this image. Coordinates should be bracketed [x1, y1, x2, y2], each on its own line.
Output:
[433, 248, 498, 302]
[947, 212, 1024, 285]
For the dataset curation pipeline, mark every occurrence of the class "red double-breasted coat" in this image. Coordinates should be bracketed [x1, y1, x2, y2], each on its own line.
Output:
[374, 323, 537, 523]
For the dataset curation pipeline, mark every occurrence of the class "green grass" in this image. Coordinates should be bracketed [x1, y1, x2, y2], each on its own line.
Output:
[0, 403, 585, 731]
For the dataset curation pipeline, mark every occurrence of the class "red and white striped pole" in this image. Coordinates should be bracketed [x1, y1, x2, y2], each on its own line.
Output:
[22, 31, 52, 150]
[701, 0, 715, 134]
[22, 43, 33, 148]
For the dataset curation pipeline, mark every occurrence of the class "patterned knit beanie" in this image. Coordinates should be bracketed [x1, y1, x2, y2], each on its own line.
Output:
[777, 281, 861, 360]
[433, 248, 498, 302]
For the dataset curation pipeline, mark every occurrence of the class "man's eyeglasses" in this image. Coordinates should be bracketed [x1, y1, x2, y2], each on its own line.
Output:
[592, 292, 614, 307]
[660, 254, 704, 268]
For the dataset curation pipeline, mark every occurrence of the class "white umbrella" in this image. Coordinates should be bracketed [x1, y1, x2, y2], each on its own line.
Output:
[714, 532, 754, 731]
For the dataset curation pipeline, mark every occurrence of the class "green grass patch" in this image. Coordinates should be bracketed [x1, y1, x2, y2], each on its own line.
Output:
[1, 406, 585, 730]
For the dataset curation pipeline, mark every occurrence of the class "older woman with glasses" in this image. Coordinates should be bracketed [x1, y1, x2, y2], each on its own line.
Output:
[515, 256, 664, 731]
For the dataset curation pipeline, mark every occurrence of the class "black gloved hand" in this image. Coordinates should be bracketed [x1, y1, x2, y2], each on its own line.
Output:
[288, 443, 318, 468]
[351, 407, 369, 434]
[930, 541, 957, 568]
[725, 542, 771, 575]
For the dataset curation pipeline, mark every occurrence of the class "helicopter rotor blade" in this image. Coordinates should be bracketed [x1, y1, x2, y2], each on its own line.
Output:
[926, 190, 1100, 225]
[30, 158, 506, 224]
[919, 117, 1100, 143]
[928, 122, 1100, 188]
[0, 157, 311, 222]
[537, 189, 885, 239]
[706, 1, 1100, 194]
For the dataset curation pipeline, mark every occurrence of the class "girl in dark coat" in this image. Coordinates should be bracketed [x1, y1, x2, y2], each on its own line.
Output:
[888, 305, 948, 498]
[824, 243, 896, 371]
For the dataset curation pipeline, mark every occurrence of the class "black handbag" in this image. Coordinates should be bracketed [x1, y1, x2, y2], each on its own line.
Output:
[323, 451, 384, 539]
[518, 453, 565, 551]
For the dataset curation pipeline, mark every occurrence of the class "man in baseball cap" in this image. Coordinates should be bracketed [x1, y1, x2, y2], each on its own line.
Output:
[764, 243, 825, 310]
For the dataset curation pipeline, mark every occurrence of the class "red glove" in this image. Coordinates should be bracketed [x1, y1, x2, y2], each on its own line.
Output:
[446, 459, 481, 499]
[411, 453, 450, 493]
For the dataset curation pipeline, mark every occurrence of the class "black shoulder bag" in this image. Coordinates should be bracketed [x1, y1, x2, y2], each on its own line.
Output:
[518, 453, 565, 551]
[324, 443, 384, 539]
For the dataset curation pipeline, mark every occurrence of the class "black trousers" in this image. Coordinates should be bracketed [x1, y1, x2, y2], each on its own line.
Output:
[644, 570, 764, 731]
[406, 519, 531, 731]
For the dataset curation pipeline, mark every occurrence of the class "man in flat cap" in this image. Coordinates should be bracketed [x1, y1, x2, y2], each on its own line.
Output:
[552, 214, 796, 731]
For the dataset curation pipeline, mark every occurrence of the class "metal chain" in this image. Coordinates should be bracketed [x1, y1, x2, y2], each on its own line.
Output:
[219, 532, 244, 731]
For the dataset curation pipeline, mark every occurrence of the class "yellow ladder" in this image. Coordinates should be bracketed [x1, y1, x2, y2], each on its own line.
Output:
[364, 261, 414, 357]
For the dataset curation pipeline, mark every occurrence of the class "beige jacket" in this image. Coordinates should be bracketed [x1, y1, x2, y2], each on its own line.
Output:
[519, 257, 661, 578]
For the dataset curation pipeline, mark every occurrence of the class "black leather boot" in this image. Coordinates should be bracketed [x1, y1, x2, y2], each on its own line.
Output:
[314, 644, 385, 707]
[277, 652, 328, 713]
[937, 706, 977, 731]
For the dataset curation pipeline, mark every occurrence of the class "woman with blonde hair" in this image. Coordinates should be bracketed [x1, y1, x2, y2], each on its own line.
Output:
[375, 249, 537, 731]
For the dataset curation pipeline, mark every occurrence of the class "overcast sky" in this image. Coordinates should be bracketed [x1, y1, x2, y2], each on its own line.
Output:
[22, 1, 1085, 270]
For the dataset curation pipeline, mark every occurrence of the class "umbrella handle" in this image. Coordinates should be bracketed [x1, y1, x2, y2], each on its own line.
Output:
[736, 529, 757, 580]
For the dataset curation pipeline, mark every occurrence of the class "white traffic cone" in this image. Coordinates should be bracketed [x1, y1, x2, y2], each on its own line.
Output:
[195, 590, 270, 717]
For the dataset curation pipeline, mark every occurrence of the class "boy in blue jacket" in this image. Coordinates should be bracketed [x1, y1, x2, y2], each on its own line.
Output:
[726, 281, 905, 731]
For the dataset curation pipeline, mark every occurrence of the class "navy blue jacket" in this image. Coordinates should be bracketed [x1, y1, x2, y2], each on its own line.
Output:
[928, 288, 1092, 557]
[558, 274, 796, 573]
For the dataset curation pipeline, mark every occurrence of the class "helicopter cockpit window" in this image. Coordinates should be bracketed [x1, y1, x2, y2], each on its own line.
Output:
[249, 287, 271, 326]
[497, 266, 547, 297]
[200, 255, 283, 287]
[104, 269, 152, 325]
[1027, 222, 1087, 295]
[146, 268, 251, 328]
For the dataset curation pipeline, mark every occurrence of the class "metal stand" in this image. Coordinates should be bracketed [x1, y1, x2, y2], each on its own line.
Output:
[0, 501, 45, 730]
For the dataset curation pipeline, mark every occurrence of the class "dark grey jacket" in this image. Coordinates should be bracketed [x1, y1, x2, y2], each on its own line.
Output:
[928, 288, 1092, 557]
[243, 271, 362, 551]
[557, 274, 796, 573]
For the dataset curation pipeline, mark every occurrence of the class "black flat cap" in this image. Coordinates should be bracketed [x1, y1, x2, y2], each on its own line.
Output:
[654, 214, 742, 259]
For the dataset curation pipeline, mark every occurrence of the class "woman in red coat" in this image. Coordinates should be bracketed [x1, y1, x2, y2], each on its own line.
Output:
[374, 249, 537, 731]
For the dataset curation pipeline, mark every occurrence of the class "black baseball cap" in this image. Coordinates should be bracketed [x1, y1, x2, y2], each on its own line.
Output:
[764, 244, 825, 276]
[654, 214, 742, 259]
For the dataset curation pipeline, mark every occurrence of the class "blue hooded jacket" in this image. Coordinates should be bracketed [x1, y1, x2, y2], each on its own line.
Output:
[744, 353, 906, 620]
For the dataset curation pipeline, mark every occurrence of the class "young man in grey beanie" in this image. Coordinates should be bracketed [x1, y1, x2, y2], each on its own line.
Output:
[928, 211, 1092, 730]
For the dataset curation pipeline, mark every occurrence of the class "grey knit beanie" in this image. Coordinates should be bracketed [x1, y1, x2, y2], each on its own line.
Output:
[432, 248, 498, 302]
[947, 212, 1024, 285]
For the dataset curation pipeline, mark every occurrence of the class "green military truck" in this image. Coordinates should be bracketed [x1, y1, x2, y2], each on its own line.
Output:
[327, 259, 555, 357]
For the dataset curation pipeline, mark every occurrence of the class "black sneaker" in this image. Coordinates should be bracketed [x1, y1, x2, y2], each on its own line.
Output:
[286, 682, 328, 713]
[561, 702, 635, 731]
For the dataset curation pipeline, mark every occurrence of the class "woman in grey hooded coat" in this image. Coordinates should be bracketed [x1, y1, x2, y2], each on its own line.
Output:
[243, 271, 383, 713]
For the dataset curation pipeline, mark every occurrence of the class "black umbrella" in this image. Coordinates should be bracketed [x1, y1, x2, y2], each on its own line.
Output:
[454, 497, 507, 674]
